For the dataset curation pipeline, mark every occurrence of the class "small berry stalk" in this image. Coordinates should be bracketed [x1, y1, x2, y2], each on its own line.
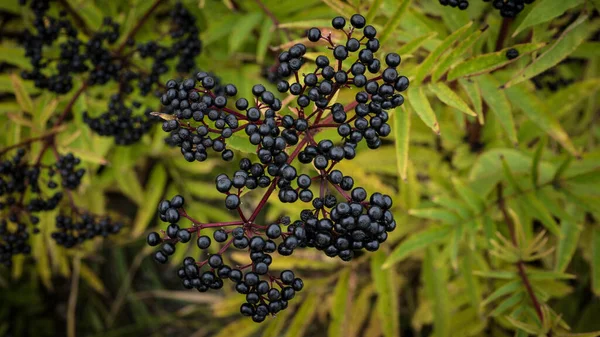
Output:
[148, 13, 407, 322]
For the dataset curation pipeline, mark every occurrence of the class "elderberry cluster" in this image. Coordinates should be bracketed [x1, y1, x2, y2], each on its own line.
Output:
[17, 0, 203, 145]
[149, 13, 405, 322]
[439, 0, 535, 17]
[0, 148, 121, 267]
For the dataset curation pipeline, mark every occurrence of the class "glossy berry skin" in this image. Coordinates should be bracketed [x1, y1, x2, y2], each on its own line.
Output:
[506, 48, 519, 60]
[148, 12, 405, 323]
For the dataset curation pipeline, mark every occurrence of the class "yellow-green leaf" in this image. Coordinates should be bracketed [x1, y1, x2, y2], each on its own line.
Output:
[131, 164, 167, 238]
[10, 73, 34, 113]
[383, 226, 453, 268]
[393, 107, 411, 181]
[285, 292, 318, 337]
[379, 0, 410, 44]
[328, 268, 351, 337]
[407, 86, 440, 134]
[478, 74, 517, 145]
[503, 15, 592, 88]
[512, 0, 585, 37]
[372, 250, 400, 337]
[429, 82, 476, 117]
[447, 42, 545, 81]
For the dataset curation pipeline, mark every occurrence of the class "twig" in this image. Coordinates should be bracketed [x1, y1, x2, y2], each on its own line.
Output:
[56, 0, 93, 36]
[253, 0, 293, 41]
[496, 184, 545, 325]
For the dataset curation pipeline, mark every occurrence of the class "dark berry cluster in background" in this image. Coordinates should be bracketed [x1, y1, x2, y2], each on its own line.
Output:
[0, 149, 122, 267]
[148, 13, 405, 323]
[439, 0, 535, 17]
[17, 0, 203, 145]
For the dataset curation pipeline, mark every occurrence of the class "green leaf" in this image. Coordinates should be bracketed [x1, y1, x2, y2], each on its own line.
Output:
[131, 164, 167, 238]
[372, 250, 400, 337]
[365, 0, 383, 23]
[393, 107, 411, 181]
[458, 78, 484, 123]
[555, 213, 581, 273]
[447, 42, 545, 81]
[460, 248, 482, 312]
[379, 0, 411, 44]
[432, 26, 486, 81]
[592, 227, 600, 295]
[213, 318, 262, 337]
[512, 0, 585, 37]
[407, 86, 440, 134]
[396, 32, 438, 57]
[10, 73, 34, 113]
[429, 82, 476, 117]
[481, 279, 521, 307]
[320, 0, 355, 16]
[503, 15, 593, 88]
[451, 177, 486, 212]
[328, 268, 351, 337]
[115, 168, 144, 205]
[546, 79, 600, 118]
[409, 208, 462, 225]
[531, 137, 546, 187]
[285, 292, 318, 337]
[80, 263, 106, 294]
[256, 20, 274, 65]
[478, 74, 517, 145]
[229, 12, 263, 53]
[383, 226, 453, 268]
[227, 133, 258, 154]
[489, 292, 523, 317]
[423, 247, 450, 337]
[505, 84, 579, 157]
[413, 21, 473, 83]
[473, 270, 518, 279]
[0, 45, 32, 69]
[348, 285, 374, 337]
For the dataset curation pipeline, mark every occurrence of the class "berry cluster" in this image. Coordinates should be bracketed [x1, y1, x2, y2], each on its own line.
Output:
[439, 0, 535, 17]
[52, 213, 123, 248]
[17, 0, 203, 145]
[0, 148, 121, 267]
[148, 13, 405, 322]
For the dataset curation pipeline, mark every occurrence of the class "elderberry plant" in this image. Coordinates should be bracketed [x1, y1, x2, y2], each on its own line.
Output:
[18, 0, 202, 145]
[0, 148, 122, 267]
[147, 13, 407, 322]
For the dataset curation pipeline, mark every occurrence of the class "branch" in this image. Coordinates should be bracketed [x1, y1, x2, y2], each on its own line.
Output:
[497, 184, 545, 324]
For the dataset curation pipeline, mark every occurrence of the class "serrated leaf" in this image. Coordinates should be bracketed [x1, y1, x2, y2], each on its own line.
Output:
[447, 43, 545, 81]
[379, 0, 410, 44]
[505, 85, 579, 157]
[460, 248, 482, 311]
[393, 107, 410, 181]
[229, 12, 263, 53]
[451, 177, 486, 212]
[512, 0, 585, 37]
[407, 86, 440, 134]
[0, 45, 32, 69]
[503, 15, 592, 88]
[10, 73, 34, 113]
[328, 268, 351, 337]
[285, 292, 318, 337]
[432, 26, 486, 81]
[478, 74, 517, 145]
[473, 270, 518, 279]
[546, 79, 600, 118]
[413, 21, 473, 83]
[458, 78, 484, 123]
[429, 82, 476, 117]
[131, 164, 167, 238]
[372, 250, 400, 337]
[383, 226, 453, 268]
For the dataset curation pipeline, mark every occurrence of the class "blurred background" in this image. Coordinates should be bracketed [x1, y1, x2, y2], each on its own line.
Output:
[0, 0, 599, 336]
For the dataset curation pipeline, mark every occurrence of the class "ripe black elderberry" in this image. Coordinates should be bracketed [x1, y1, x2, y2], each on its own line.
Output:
[18, 1, 203, 145]
[505, 48, 519, 60]
[149, 12, 406, 322]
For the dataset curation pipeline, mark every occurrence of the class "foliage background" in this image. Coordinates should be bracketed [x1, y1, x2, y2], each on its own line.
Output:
[0, 0, 599, 336]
